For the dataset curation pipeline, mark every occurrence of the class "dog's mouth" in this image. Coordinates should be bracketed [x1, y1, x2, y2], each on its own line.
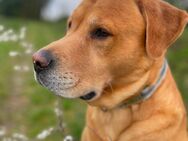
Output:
[34, 70, 100, 101]
[80, 91, 97, 101]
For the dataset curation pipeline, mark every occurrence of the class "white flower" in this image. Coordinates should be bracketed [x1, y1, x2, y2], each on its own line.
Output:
[19, 27, 26, 40]
[9, 51, 19, 57]
[12, 133, 28, 141]
[14, 65, 21, 71]
[6, 29, 14, 35]
[64, 135, 73, 141]
[10, 35, 19, 42]
[54, 107, 63, 117]
[22, 65, 30, 72]
[0, 26, 28, 43]
[20, 41, 33, 49]
[0, 29, 17, 42]
[0, 127, 6, 137]
[0, 25, 4, 32]
[2, 137, 13, 141]
[25, 48, 33, 54]
[36, 127, 55, 140]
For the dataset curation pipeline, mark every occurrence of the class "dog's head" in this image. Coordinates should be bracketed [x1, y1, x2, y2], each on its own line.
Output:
[33, 0, 188, 107]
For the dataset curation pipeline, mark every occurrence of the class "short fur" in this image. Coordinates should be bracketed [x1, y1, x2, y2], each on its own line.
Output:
[33, 0, 188, 140]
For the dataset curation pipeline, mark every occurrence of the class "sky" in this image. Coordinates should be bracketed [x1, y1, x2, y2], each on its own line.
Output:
[41, 0, 82, 22]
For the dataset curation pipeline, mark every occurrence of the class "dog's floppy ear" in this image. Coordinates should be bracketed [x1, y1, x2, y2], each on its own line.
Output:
[137, 0, 188, 59]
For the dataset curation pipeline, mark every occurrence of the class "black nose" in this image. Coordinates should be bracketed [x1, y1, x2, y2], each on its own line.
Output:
[32, 50, 53, 73]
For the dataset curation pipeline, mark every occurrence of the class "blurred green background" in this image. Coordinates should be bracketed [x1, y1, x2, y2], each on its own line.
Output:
[0, 0, 187, 141]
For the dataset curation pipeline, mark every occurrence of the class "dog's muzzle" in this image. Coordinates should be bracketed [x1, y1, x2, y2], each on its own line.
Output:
[32, 50, 80, 98]
[32, 50, 98, 101]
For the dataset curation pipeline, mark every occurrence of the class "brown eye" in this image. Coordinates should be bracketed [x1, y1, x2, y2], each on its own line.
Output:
[68, 21, 72, 29]
[91, 28, 111, 39]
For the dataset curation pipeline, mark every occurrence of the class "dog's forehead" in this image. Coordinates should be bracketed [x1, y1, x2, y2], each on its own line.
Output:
[70, 0, 144, 35]
[84, 0, 138, 11]
[75, 0, 141, 23]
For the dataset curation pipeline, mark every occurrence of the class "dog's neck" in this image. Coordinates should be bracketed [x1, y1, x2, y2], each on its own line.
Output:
[114, 60, 168, 110]
[89, 58, 167, 111]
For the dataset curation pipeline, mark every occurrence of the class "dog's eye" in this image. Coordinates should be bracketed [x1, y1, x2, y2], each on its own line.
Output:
[68, 21, 72, 29]
[91, 28, 111, 39]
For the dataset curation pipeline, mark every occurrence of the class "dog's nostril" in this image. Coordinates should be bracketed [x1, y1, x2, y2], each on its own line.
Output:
[35, 60, 48, 69]
[32, 50, 53, 72]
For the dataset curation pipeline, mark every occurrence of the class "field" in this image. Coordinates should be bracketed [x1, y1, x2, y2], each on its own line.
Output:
[0, 17, 187, 141]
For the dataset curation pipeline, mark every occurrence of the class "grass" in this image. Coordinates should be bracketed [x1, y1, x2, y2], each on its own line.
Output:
[0, 17, 86, 141]
[168, 27, 188, 104]
[0, 17, 187, 141]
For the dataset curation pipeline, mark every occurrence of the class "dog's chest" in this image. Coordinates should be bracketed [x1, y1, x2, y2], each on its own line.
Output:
[88, 107, 133, 141]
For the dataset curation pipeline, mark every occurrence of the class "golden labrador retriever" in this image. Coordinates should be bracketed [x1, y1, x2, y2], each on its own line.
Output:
[33, 0, 188, 140]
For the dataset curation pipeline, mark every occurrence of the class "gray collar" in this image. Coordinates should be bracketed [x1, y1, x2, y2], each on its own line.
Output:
[102, 60, 168, 112]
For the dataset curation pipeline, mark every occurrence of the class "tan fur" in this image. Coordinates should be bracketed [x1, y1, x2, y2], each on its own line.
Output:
[36, 0, 188, 140]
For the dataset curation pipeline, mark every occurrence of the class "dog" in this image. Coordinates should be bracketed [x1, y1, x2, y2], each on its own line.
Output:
[32, 0, 188, 140]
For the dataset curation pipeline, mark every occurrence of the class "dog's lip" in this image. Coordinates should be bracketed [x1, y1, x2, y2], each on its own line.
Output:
[34, 71, 99, 100]
[80, 91, 97, 101]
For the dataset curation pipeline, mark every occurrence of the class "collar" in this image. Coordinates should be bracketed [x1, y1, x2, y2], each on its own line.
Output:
[101, 60, 168, 112]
